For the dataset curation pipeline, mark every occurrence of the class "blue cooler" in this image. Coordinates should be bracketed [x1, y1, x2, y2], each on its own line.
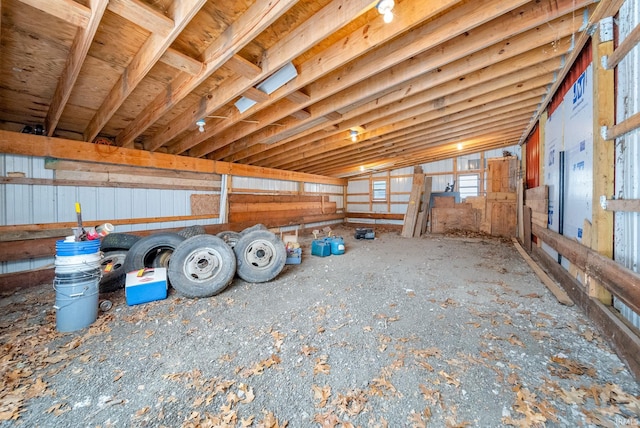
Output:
[311, 239, 331, 257]
[330, 237, 345, 255]
[125, 268, 168, 305]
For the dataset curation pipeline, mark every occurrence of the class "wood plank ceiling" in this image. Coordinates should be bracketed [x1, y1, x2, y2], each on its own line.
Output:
[0, 0, 605, 177]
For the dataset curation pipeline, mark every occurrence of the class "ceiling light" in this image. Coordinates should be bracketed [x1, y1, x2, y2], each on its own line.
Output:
[350, 130, 358, 142]
[377, 0, 394, 23]
[196, 118, 206, 133]
[360, 166, 365, 172]
[457, 143, 463, 150]
[234, 62, 298, 113]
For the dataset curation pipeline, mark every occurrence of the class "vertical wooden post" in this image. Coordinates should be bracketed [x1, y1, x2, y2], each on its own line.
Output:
[590, 22, 614, 304]
[537, 111, 548, 248]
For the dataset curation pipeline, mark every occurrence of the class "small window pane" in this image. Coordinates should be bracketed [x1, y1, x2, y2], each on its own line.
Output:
[372, 180, 387, 201]
[458, 173, 479, 199]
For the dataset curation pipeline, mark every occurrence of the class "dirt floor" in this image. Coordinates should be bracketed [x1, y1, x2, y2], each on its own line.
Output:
[1, 226, 639, 427]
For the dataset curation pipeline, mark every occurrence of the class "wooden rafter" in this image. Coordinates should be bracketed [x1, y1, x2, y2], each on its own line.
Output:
[107, 0, 174, 36]
[173, 0, 466, 157]
[117, 0, 298, 149]
[45, 0, 109, 137]
[15, 0, 90, 28]
[83, 0, 207, 143]
[234, 51, 565, 165]
[188, 0, 590, 160]
[151, 0, 381, 155]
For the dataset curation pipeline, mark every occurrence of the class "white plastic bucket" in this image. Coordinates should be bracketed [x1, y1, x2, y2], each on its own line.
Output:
[53, 269, 100, 332]
[53, 241, 102, 332]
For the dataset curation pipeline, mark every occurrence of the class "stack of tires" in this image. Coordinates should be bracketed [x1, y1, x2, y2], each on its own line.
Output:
[98, 224, 287, 299]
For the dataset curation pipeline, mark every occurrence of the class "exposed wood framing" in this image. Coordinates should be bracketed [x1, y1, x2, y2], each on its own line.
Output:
[0, 130, 346, 186]
[83, 0, 208, 143]
[591, 26, 615, 304]
[121, 0, 301, 149]
[531, 245, 640, 382]
[15, 0, 90, 27]
[602, 199, 640, 212]
[194, 0, 566, 162]
[603, 111, 640, 140]
[605, 20, 640, 70]
[45, 0, 109, 136]
[159, 48, 204, 75]
[532, 224, 640, 315]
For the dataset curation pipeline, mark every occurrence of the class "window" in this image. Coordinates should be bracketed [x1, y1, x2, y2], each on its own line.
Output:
[458, 173, 479, 199]
[372, 180, 387, 201]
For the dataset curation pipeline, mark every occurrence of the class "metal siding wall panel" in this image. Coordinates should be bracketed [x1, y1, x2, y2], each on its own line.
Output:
[391, 166, 413, 176]
[422, 159, 453, 173]
[347, 180, 369, 193]
[390, 176, 412, 193]
[613, 0, 640, 329]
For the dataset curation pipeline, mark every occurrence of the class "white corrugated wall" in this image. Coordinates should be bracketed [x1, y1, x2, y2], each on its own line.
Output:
[613, 0, 640, 329]
[1, 154, 220, 274]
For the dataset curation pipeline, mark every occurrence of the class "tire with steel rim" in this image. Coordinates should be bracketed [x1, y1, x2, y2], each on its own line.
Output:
[233, 230, 286, 283]
[123, 232, 186, 278]
[168, 235, 236, 298]
[216, 230, 241, 248]
[99, 251, 127, 293]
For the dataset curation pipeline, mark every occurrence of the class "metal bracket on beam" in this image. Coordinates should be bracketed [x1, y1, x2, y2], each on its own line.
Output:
[600, 125, 609, 141]
[600, 195, 608, 210]
[601, 55, 609, 70]
[600, 17, 614, 42]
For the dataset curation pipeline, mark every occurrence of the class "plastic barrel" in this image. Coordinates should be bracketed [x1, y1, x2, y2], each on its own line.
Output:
[330, 237, 345, 255]
[53, 240, 102, 332]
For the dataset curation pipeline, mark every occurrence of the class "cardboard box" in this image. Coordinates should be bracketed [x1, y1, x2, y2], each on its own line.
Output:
[125, 268, 168, 306]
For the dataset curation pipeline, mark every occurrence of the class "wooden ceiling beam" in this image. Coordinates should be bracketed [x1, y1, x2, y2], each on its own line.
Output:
[199, 0, 589, 161]
[301, 112, 534, 174]
[83, 0, 207, 143]
[45, 0, 109, 137]
[271, 84, 547, 171]
[15, 0, 90, 28]
[172, 0, 462, 157]
[289, 109, 311, 120]
[263, 71, 552, 169]
[234, 35, 569, 165]
[274, 100, 540, 172]
[159, 48, 204, 75]
[117, 0, 296, 149]
[223, 55, 263, 79]
[243, 87, 271, 103]
[236, 48, 566, 165]
[287, 91, 311, 104]
[107, 0, 174, 36]
[322, 130, 523, 177]
[330, 136, 522, 177]
[284, 108, 536, 173]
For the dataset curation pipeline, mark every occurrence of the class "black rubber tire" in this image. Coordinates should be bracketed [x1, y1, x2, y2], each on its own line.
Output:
[100, 233, 140, 251]
[99, 251, 127, 293]
[168, 235, 237, 298]
[216, 231, 241, 248]
[177, 225, 206, 239]
[240, 223, 268, 236]
[233, 230, 286, 283]
[123, 233, 186, 276]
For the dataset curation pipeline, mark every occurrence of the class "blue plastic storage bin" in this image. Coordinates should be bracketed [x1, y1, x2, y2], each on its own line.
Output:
[311, 239, 331, 257]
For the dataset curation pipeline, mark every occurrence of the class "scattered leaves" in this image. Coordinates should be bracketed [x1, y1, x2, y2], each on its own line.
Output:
[312, 384, 332, 408]
[314, 355, 331, 376]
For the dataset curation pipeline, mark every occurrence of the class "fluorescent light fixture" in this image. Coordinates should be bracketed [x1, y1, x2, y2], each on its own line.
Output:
[234, 62, 298, 113]
[257, 62, 298, 94]
[234, 97, 257, 113]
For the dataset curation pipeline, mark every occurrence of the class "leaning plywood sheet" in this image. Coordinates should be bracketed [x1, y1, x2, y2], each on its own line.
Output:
[191, 194, 220, 216]
[491, 201, 517, 237]
[487, 157, 519, 193]
[431, 206, 479, 234]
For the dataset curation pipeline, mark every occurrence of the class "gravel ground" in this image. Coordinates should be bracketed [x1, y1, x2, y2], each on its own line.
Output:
[1, 226, 639, 427]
